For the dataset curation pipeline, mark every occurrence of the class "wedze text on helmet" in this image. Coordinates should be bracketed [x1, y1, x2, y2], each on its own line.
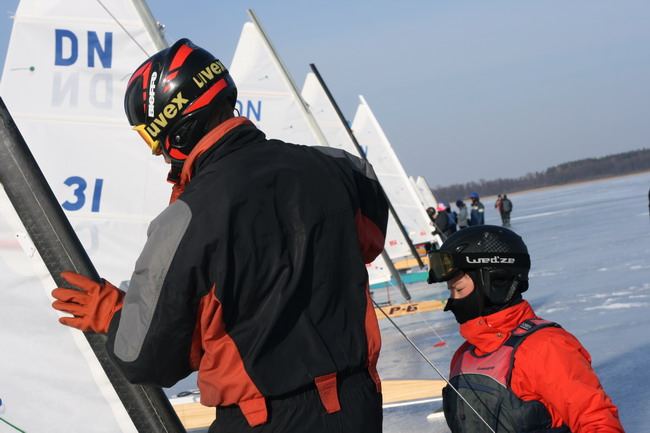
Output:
[145, 60, 227, 138]
[465, 256, 516, 264]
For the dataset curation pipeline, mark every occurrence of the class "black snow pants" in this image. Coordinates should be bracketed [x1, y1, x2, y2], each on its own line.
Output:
[208, 370, 383, 433]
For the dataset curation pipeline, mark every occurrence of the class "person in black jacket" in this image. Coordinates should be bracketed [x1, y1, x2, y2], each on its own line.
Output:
[500, 194, 513, 227]
[434, 202, 453, 238]
[51, 39, 387, 433]
[445, 202, 458, 234]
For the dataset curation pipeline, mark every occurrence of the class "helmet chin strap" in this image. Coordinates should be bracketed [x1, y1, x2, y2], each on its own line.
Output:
[166, 160, 184, 184]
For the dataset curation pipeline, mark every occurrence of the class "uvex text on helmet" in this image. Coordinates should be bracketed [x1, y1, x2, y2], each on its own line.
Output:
[124, 38, 237, 166]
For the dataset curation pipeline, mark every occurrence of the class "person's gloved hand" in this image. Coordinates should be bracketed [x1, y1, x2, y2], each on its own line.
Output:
[51, 271, 125, 334]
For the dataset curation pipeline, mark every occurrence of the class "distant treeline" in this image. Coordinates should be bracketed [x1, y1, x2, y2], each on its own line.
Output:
[431, 148, 650, 203]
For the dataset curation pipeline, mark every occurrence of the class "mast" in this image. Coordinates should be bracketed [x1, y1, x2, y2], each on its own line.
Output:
[131, 0, 168, 51]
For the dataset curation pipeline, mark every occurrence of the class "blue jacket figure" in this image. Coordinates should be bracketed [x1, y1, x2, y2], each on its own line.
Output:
[468, 193, 485, 226]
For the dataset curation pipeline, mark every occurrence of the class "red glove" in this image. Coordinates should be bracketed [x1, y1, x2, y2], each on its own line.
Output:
[51, 271, 125, 334]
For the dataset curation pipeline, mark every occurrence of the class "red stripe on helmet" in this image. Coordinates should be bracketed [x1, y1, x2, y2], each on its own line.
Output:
[128, 61, 151, 88]
[184, 78, 228, 114]
[169, 44, 194, 72]
[166, 70, 179, 82]
[169, 146, 186, 160]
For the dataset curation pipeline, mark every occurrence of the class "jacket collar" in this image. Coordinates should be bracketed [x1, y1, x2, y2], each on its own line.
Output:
[459, 300, 537, 355]
[169, 116, 253, 203]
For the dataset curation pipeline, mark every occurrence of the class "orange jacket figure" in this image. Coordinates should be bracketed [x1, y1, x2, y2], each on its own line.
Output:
[427, 225, 624, 432]
[451, 301, 623, 432]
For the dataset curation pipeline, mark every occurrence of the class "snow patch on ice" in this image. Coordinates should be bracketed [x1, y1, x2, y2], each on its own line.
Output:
[542, 307, 570, 314]
[585, 302, 648, 311]
[511, 211, 567, 221]
[530, 270, 558, 277]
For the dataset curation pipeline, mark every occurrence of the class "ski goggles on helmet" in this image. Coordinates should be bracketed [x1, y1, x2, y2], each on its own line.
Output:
[133, 124, 163, 155]
[427, 251, 530, 283]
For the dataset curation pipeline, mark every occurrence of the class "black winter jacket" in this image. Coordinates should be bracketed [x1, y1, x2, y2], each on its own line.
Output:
[106, 118, 388, 426]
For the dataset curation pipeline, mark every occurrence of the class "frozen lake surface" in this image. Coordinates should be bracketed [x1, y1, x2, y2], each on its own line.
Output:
[375, 171, 650, 432]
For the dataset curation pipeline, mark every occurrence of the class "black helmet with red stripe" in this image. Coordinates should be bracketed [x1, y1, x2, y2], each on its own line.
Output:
[124, 38, 237, 182]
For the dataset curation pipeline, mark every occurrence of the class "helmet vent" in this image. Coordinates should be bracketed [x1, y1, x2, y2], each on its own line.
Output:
[480, 232, 512, 253]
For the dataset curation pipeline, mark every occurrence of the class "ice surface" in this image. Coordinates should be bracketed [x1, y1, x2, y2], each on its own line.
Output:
[375, 172, 650, 432]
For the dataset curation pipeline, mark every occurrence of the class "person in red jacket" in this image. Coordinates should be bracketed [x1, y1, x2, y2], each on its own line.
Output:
[51, 39, 387, 433]
[427, 225, 624, 433]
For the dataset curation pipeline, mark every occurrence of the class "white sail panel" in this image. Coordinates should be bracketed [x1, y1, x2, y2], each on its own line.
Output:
[415, 176, 438, 209]
[0, 0, 170, 282]
[0, 190, 136, 432]
[352, 96, 435, 248]
[410, 177, 426, 208]
[300, 72, 353, 150]
[301, 72, 412, 264]
[0, 0, 170, 430]
[229, 18, 327, 147]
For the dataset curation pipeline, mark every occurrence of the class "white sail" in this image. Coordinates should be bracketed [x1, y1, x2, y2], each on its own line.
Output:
[352, 96, 435, 249]
[410, 177, 427, 209]
[415, 176, 438, 209]
[0, 0, 170, 430]
[229, 11, 327, 147]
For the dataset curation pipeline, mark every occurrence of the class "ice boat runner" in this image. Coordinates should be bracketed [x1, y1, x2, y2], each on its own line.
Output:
[0, 0, 185, 431]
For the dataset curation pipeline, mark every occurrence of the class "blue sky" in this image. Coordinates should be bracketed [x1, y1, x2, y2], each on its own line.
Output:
[1, 0, 649, 187]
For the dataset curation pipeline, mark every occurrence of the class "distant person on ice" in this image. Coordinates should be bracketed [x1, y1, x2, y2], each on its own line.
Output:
[500, 194, 513, 227]
[455, 200, 469, 229]
[51, 39, 387, 433]
[427, 225, 624, 433]
[435, 202, 454, 238]
[468, 192, 485, 225]
[445, 202, 458, 234]
[427, 204, 449, 239]
[494, 194, 502, 214]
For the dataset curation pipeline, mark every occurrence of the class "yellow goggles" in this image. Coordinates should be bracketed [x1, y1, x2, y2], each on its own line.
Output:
[133, 124, 162, 155]
[427, 251, 459, 283]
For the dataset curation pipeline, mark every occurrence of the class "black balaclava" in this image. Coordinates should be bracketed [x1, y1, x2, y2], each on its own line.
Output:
[444, 283, 484, 324]
[444, 269, 523, 324]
